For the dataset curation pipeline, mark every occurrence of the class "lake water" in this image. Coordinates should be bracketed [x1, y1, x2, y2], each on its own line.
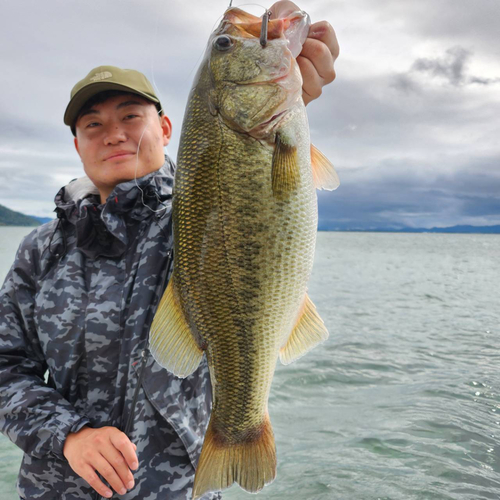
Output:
[0, 228, 499, 499]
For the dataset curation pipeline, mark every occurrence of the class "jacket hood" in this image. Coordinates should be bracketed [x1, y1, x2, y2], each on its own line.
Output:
[52, 155, 175, 259]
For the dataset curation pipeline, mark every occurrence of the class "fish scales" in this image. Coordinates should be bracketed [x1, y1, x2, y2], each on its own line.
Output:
[149, 6, 338, 499]
[176, 92, 316, 430]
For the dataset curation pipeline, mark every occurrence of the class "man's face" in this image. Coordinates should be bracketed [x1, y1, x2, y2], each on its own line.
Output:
[74, 93, 172, 202]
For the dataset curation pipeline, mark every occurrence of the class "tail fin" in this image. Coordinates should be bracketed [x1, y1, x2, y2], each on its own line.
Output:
[192, 414, 277, 499]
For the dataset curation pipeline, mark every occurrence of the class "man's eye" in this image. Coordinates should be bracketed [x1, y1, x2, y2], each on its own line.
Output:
[86, 122, 100, 128]
[125, 114, 138, 120]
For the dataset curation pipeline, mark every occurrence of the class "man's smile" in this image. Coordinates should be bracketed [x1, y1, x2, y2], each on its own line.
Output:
[104, 150, 136, 161]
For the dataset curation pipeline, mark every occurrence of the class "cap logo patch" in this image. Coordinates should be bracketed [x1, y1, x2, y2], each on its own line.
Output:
[90, 71, 113, 82]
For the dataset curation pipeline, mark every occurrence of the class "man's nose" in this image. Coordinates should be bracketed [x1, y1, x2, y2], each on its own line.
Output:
[103, 123, 127, 145]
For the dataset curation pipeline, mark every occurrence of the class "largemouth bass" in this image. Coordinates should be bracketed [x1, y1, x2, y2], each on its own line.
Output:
[150, 6, 339, 499]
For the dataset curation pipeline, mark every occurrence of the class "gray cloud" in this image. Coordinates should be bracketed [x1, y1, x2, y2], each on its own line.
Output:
[411, 46, 471, 86]
[390, 74, 421, 94]
[360, 0, 500, 55]
[318, 150, 500, 230]
[391, 45, 500, 94]
[0, 0, 499, 229]
[469, 76, 500, 86]
[408, 46, 500, 87]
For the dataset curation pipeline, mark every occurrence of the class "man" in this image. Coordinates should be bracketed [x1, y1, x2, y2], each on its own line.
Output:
[0, 2, 339, 498]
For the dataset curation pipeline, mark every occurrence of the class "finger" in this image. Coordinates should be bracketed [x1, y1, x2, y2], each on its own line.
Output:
[307, 21, 340, 61]
[299, 38, 336, 84]
[94, 454, 128, 496]
[81, 464, 113, 499]
[297, 55, 323, 105]
[110, 431, 139, 471]
[101, 446, 135, 491]
[268, 0, 300, 19]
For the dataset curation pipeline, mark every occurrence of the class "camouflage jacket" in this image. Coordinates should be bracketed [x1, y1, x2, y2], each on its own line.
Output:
[0, 159, 220, 500]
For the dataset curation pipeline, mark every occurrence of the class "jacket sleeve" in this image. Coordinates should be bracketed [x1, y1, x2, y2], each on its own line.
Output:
[0, 230, 90, 460]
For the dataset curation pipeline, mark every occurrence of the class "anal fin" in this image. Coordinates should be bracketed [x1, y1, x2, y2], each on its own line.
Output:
[280, 293, 329, 365]
[149, 279, 204, 377]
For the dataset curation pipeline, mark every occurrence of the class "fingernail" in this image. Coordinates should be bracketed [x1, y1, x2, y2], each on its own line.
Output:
[104, 491, 112, 498]
[131, 461, 138, 470]
[119, 488, 127, 495]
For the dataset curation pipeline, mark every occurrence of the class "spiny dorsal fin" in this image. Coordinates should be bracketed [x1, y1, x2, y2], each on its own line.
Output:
[272, 132, 300, 198]
[149, 279, 204, 377]
[279, 293, 329, 365]
[311, 144, 340, 190]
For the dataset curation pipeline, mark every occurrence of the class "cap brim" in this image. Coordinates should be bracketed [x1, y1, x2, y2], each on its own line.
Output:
[63, 82, 161, 128]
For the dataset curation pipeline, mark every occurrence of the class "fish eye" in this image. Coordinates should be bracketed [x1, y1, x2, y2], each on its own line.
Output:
[213, 35, 234, 52]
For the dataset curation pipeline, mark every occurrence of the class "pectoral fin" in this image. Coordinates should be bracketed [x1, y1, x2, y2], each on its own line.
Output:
[272, 132, 300, 198]
[279, 293, 329, 365]
[149, 279, 204, 377]
[311, 144, 340, 190]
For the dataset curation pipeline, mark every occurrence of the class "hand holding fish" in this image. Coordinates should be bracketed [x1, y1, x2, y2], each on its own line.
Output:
[269, 0, 339, 104]
[63, 425, 138, 498]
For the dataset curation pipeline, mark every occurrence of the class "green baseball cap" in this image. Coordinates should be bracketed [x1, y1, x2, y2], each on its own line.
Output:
[64, 65, 162, 134]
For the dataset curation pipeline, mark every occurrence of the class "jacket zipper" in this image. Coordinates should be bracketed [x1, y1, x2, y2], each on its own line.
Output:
[95, 249, 173, 500]
[94, 346, 149, 500]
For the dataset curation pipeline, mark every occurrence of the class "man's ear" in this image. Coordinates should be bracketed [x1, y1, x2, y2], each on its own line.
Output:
[160, 115, 173, 146]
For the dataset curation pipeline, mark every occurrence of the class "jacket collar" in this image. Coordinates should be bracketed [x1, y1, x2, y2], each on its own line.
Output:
[53, 156, 175, 258]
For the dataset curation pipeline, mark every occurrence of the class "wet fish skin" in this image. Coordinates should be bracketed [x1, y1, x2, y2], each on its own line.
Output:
[149, 7, 338, 499]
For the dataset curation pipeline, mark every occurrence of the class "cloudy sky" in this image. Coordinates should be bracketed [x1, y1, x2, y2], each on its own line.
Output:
[0, 0, 499, 229]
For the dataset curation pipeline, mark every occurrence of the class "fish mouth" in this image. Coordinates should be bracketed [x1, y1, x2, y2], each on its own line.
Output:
[231, 71, 291, 86]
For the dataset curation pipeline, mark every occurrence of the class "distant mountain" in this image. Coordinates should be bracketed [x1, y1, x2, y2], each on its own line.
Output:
[0, 204, 40, 227]
[320, 224, 500, 234]
[422, 225, 500, 234]
[29, 215, 54, 224]
[2, 202, 499, 234]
